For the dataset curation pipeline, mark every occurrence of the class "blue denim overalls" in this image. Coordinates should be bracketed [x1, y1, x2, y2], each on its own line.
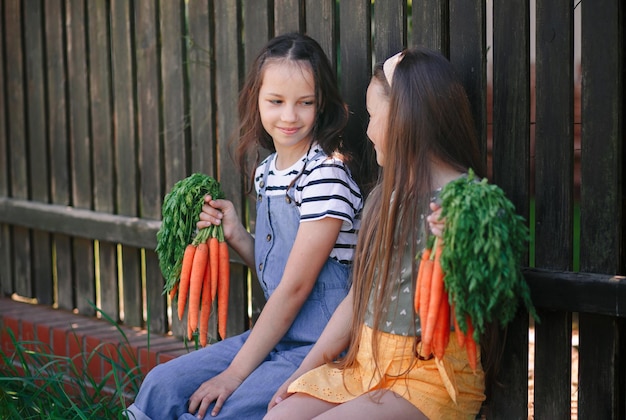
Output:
[126, 153, 352, 420]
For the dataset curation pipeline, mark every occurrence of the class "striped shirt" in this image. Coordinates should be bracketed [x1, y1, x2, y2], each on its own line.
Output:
[254, 144, 363, 264]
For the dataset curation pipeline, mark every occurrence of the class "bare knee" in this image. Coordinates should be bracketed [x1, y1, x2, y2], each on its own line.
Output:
[263, 393, 336, 420]
[263, 402, 291, 420]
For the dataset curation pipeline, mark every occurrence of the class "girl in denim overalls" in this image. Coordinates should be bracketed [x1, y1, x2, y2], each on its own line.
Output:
[126, 33, 364, 420]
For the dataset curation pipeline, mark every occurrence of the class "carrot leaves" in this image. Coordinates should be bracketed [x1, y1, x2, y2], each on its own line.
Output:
[439, 169, 537, 341]
[156, 173, 225, 295]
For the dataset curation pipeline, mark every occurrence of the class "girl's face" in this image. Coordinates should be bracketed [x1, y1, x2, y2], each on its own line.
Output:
[366, 78, 390, 167]
[258, 60, 317, 163]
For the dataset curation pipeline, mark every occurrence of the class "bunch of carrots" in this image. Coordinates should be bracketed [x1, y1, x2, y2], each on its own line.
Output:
[170, 225, 229, 347]
[156, 173, 230, 347]
[414, 169, 537, 372]
[414, 237, 478, 370]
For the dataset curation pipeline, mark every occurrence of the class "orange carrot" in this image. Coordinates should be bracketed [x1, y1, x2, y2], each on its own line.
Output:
[418, 249, 434, 329]
[188, 242, 209, 333]
[465, 317, 478, 371]
[169, 281, 179, 302]
[423, 240, 444, 348]
[414, 248, 432, 314]
[418, 250, 434, 356]
[217, 241, 230, 340]
[209, 237, 219, 300]
[199, 254, 213, 347]
[432, 292, 450, 360]
[187, 315, 194, 341]
[178, 244, 196, 321]
[452, 305, 466, 348]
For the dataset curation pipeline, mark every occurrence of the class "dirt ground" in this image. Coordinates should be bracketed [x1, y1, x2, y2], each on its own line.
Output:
[527, 327, 579, 419]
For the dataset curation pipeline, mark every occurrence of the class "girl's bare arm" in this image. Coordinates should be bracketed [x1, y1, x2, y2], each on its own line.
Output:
[268, 286, 354, 410]
[188, 216, 344, 417]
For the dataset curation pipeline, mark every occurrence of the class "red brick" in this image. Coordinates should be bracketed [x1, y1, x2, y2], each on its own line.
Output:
[35, 317, 77, 351]
[81, 324, 134, 385]
[51, 323, 72, 358]
[1, 316, 19, 354]
[135, 336, 183, 376]
[64, 319, 116, 376]
[99, 341, 129, 390]
[20, 310, 57, 342]
[157, 346, 190, 364]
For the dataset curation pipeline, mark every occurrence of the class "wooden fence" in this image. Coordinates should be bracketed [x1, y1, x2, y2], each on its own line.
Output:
[0, 0, 624, 418]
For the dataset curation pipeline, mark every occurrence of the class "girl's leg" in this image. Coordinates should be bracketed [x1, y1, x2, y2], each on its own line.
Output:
[264, 390, 426, 420]
[125, 331, 249, 420]
[263, 393, 339, 420]
[314, 390, 427, 420]
[180, 346, 306, 419]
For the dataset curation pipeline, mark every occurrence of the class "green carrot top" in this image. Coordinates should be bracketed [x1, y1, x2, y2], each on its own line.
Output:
[156, 173, 225, 294]
[439, 169, 537, 340]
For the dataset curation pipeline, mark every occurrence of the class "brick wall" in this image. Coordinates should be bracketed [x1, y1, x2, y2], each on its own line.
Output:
[0, 297, 188, 393]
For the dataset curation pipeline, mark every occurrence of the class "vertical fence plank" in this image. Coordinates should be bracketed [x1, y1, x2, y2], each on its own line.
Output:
[0, 0, 10, 297]
[242, 0, 271, 326]
[45, 0, 72, 311]
[579, 0, 622, 274]
[449, 0, 487, 161]
[411, 0, 449, 55]
[188, 0, 215, 175]
[579, 0, 624, 418]
[304, 0, 335, 67]
[534, 0, 574, 270]
[159, 0, 187, 331]
[491, 0, 531, 201]
[489, 0, 531, 418]
[533, 0, 574, 418]
[215, 0, 247, 336]
[372, 0, 406, 63]
[5, 0, 32, 299]
[243, 0, 270, 68]
[24, 0, 53, 305]
[187, 0, 220, 337]
[161, 0, 187, 190]
[110, 0, 142, 328]
[136, 0, 167, 334]
[66, 0, 95, 315]
[155, 0, 187, 334]
[274, 0, 302, 34]
[88, 0, 118, 319]
[339, 0, 372, 193]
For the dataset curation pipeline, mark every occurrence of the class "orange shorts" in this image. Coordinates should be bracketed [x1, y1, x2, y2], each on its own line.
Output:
[288, 325, 485, 419]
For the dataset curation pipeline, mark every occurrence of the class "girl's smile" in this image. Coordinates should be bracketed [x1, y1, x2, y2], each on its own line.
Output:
[258, 60, 317, 169]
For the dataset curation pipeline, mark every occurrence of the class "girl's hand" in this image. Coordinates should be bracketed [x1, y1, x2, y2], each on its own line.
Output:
[427, 202, 445, 237]
[187, 371, 243, 418]
[196, 195, 239, 241]
[197, 195, 256, 276]
[267, 379, 294, 411]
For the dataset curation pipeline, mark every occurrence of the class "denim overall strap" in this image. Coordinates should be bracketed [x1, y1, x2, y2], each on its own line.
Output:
[254, 153, 300, 294]
[254, 152, 351, 351]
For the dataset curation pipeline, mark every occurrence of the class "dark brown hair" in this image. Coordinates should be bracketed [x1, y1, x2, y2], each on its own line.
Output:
[234, 32, 349, 193]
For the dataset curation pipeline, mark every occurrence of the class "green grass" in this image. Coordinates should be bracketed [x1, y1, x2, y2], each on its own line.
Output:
[0, 308, 144, 420]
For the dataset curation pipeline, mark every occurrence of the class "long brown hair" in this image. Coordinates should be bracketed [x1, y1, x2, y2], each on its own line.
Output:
[339, 47, 491, 386]
[234, 32, 349, 194]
